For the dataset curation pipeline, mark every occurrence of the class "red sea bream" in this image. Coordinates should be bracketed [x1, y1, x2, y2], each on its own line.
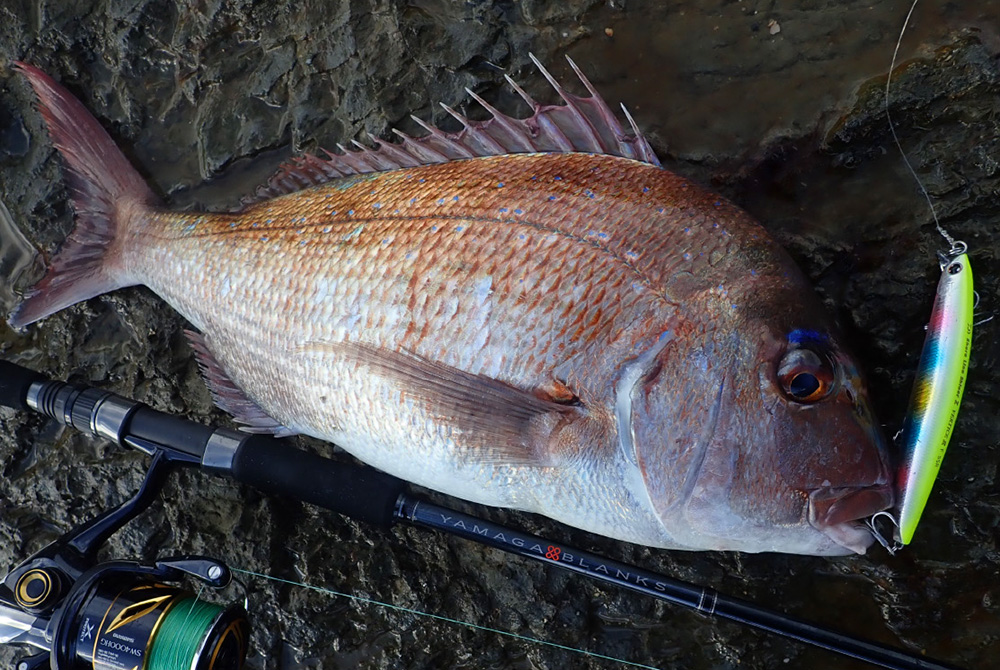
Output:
[9, 59, 893, 555]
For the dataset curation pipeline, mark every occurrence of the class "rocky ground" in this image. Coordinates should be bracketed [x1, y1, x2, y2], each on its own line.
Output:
[1, 1, 998, 669]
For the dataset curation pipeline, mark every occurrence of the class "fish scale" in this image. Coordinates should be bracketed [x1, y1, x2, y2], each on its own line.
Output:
[144, 154, 691, 380]
[10, 62, 893, 555]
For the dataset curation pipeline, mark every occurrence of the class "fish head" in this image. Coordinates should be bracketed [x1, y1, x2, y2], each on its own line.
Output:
[630, 290, 892, 555]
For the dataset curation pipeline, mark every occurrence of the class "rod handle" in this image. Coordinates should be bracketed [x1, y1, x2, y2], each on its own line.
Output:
[0, 358, 46, 411]
[231, 435, 405, 528]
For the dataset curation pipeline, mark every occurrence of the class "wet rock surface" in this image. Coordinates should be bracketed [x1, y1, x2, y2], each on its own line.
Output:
[1, 1, 998, 669]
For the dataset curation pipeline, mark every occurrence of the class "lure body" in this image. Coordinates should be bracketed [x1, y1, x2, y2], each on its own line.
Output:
[895, 251, 974, 544]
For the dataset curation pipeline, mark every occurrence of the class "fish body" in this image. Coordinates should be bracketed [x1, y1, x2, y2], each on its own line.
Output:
[11, 61, 892, 555]
[894, 250, 973, 545]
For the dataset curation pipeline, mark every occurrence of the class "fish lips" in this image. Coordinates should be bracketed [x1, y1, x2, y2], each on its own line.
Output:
[808, 484, 895, 554]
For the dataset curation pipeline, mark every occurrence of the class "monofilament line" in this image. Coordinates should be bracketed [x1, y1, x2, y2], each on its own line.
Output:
[233, 567, 661, 670]
[886, 0, 960, 253]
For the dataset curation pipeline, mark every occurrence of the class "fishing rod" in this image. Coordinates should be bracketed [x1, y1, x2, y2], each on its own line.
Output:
[0, 359, 961, 670]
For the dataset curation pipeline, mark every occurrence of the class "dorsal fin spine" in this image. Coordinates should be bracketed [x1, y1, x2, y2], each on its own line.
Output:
[244, 55, 661, 205]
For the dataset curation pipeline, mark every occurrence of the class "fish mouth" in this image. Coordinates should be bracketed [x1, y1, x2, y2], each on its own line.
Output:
[808, 485, 895, 554]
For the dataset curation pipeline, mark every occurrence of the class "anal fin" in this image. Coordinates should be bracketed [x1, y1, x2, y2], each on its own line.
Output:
[185, 330, 296, 437]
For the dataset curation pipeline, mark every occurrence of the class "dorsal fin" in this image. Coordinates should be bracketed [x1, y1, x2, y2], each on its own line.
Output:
[244, 54, 661, 205]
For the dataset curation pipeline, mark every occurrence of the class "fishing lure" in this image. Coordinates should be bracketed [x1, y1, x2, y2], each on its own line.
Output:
[874, 0, 977, 550]
[890, 244, 974, 545]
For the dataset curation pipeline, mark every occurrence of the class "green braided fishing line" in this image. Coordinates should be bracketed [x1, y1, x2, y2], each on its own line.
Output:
[147, 596, 224, 670]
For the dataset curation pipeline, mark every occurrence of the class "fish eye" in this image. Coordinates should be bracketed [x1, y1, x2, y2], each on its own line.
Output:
[777, 348, 835, 403]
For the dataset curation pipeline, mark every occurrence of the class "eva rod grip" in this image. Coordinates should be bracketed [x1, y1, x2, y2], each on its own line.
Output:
[0, 358, 47, 410]
[231, 435, 406, 528]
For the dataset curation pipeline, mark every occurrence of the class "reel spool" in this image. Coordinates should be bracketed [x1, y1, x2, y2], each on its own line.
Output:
[65, 578, 248, 670]
[0, 442, 251, 670]
[39, 558, 250, 670]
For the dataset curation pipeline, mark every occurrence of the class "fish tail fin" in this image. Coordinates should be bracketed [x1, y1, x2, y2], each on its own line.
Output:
[8, 62, 159, 329]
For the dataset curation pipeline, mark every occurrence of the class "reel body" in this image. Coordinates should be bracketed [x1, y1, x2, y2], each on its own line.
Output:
[0, 450, 249, 670]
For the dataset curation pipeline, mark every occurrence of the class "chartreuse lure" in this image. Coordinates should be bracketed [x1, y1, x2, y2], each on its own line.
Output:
[893, 245, 974, 545]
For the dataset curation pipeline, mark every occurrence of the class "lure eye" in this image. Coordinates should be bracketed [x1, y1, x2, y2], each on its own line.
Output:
[777, 348, 835, 403]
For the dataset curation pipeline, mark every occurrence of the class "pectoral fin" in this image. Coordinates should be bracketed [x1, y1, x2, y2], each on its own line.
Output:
[300, 341, 582, 466]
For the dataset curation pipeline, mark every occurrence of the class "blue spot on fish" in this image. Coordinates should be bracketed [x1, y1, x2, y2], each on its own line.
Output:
[514, 209, 522, 215]
[519, 234, 526, 240]
[419, 178, 426, 183]
[597, 232, 608, 239]
[500, 207, 508, 213]
[714, 201, 722, 207]
[788, 329, 828, 345]
[658, 330, 671, 341]
[497, 182, 505, 188]
[410, 198, 417, 205]
[455, 226, 464, 232]
[642, 186, 649, 193]
[229, 222, 237, 228]
[548, 196, 557, 201]
[657, 208, 664, 214]
[347, 209, 354, 216]
[438, 198, 445, 206]
[684, 227, 691, 233]
[453, 195, 459, 201]
[431, 225, 438, 232]
[373, 203, 382, 209]
[683, 252, 691, 260]
[584, 189, 595, 198]
[554, 175, 562, 180]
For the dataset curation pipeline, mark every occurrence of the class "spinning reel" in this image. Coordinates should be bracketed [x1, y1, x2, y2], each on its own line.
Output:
[0, 378, 249, 670]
